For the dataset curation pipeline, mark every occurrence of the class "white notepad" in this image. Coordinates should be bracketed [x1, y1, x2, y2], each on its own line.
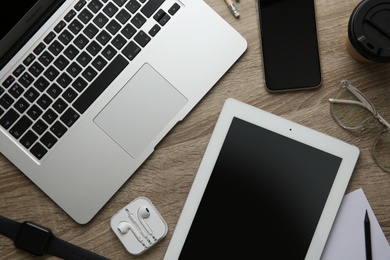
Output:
[321, 188, 390, 260]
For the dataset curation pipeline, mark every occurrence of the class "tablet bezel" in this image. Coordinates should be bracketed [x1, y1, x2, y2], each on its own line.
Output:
[164, 98, 359, 260]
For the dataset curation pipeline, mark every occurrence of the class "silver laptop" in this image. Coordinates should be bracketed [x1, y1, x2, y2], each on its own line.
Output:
[0, 0, 247, 224]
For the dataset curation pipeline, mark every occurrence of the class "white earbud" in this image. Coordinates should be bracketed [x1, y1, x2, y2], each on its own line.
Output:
[138, 206, 156, 240]
[118, 221, 132, 234]
[126, 208, 152, 244]
[117, 221, 147, 247]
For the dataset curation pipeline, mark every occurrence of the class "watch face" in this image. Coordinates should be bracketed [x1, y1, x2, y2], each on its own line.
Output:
[15, 222, 53, 256]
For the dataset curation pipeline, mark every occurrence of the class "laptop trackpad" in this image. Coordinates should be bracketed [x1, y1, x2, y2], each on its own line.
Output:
[94, 63, 188, 159]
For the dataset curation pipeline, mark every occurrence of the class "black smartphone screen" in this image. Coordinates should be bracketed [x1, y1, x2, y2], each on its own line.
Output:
[258, 0, 322, 92]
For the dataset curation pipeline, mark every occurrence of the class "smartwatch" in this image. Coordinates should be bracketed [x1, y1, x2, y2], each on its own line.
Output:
[0, 215, 108, 259]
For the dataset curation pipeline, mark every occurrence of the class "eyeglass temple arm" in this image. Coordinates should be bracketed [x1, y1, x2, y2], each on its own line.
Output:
[329, 99, 390, 129]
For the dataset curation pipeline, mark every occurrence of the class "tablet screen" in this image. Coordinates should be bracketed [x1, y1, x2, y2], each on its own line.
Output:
[179, 117, 342, 259]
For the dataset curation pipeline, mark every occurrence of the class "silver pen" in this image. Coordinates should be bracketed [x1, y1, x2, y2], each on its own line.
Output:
[225, 0, 240, 18]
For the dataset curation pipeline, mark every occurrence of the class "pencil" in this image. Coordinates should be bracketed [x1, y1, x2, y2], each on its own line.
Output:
[224, 0, 240, 18]
[364, 210, 372, 260]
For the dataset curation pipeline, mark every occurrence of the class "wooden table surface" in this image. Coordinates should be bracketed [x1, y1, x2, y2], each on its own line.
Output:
[1, 0, 390, 259]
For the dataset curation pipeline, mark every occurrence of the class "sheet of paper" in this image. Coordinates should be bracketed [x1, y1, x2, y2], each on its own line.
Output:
[321, 188, 390, 260]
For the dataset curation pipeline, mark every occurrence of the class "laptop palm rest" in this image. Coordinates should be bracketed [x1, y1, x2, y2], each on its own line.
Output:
[94, 63, 188, 159]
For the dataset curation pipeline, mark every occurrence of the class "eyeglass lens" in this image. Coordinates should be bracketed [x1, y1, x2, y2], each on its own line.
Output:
[373, 130, 390, 172]
[330, 87, 374, 130]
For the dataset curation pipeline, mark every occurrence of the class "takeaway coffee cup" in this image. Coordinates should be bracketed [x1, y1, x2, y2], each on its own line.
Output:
[347, 0, 390, 63]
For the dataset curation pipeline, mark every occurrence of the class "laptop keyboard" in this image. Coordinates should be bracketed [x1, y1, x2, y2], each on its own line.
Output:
[0, 0, 180, 160]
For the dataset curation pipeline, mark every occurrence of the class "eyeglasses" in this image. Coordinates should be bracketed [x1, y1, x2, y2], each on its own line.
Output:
[329, 79, 390, 172]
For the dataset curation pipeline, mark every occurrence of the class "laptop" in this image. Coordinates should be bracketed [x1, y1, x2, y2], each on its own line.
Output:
[0, 0, 247, 224]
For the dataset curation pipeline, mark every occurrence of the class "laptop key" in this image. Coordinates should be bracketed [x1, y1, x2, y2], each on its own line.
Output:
[27, 105, 43, 120]
[54, 20, 67, 33]
[93, 13, 109, 28]
[37, 94, 53, 110]
[23, 54, 36, 66]
[60, 108, 80, 127]
[86, 41, 102, 56]
[126, 0, 141, 14]
[41, 131, 57, 149]
[33, 119, 48, 135]
[84, 23, 99, 39]
[112, 35, 126, 50]
[34, 77, 50, 92]
[113, 0, 127, 7]
[92, 55, 107, 71]
[29, 62, 44, 77]
[64, 9, 77, 22]
[121, 24, 137, 39]
[122, 41, 141, 60]
[42, 108, 58, 124]
[33, 43, 46, 55]
[30, 142, 47, 159]
[54, 55, 69, 70]
[168, 3, 180, 15]
[131, 13, 146, 29]
[74, 34, 89, 49]
[13, 64, 26, 77]
[73, 54, 128, 114]
[134, 30, 150, 47]
[64, 45, 79, 60]
[44, 31, 56, 44]
[116, 9, 131, 24]
[78, 8, 93, 24]
[106, 20, 121, 35]
[24, 89, 40, 103]
[154, 10, 170, 26]
[19, 72, 34, 87]
[59, 30, 74, 45]
[43, 66, 59, 82]
[52, 98, 68, 114]
[9, 83, 24, 99]
[57, 73, 72, 88]
[2, 75, 15, 88]
[72, 77, 88, 92]
[96, 30, 111, 45]
[88, 0, 103, 13]
[14, 98, 29, 113]
[49, 40, 64, 56]
[149, 24, 161, 37]
[0, 108, 19, 129]
[77, 51, 92, 66]
[68, 19, 84, 35]
[67, 62, 82, 77]
[20, 130, 38, 149]
[75, 0, 87, 11]
[39, 51, 54, 66]
[82, 66, 97, 81]
[9, 115, 32, 139]
[50, 121, 67, 138]
[102, 45, 117, 60]
[103, 3, 118, 17]
[0, 93, 14, 109]
[62, 88, 78, 103]
[141, 0, 165, 18]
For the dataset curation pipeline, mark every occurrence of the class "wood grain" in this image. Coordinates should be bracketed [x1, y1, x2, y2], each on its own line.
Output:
[1, 0, 390, 259]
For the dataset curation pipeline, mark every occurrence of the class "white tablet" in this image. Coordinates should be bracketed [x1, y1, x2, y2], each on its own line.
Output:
[164, 98, 360, 260]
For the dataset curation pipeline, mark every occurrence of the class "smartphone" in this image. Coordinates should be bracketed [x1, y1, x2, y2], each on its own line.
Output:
[258, 0, 322, 92]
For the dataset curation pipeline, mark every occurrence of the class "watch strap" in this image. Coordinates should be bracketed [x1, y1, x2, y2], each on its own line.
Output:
[0, 215, 20, 241]
[0, 215, 108, 259]
[48, 236, 108, 260]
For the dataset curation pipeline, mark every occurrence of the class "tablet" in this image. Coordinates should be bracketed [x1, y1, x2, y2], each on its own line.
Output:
[164, 98, 360, 259]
